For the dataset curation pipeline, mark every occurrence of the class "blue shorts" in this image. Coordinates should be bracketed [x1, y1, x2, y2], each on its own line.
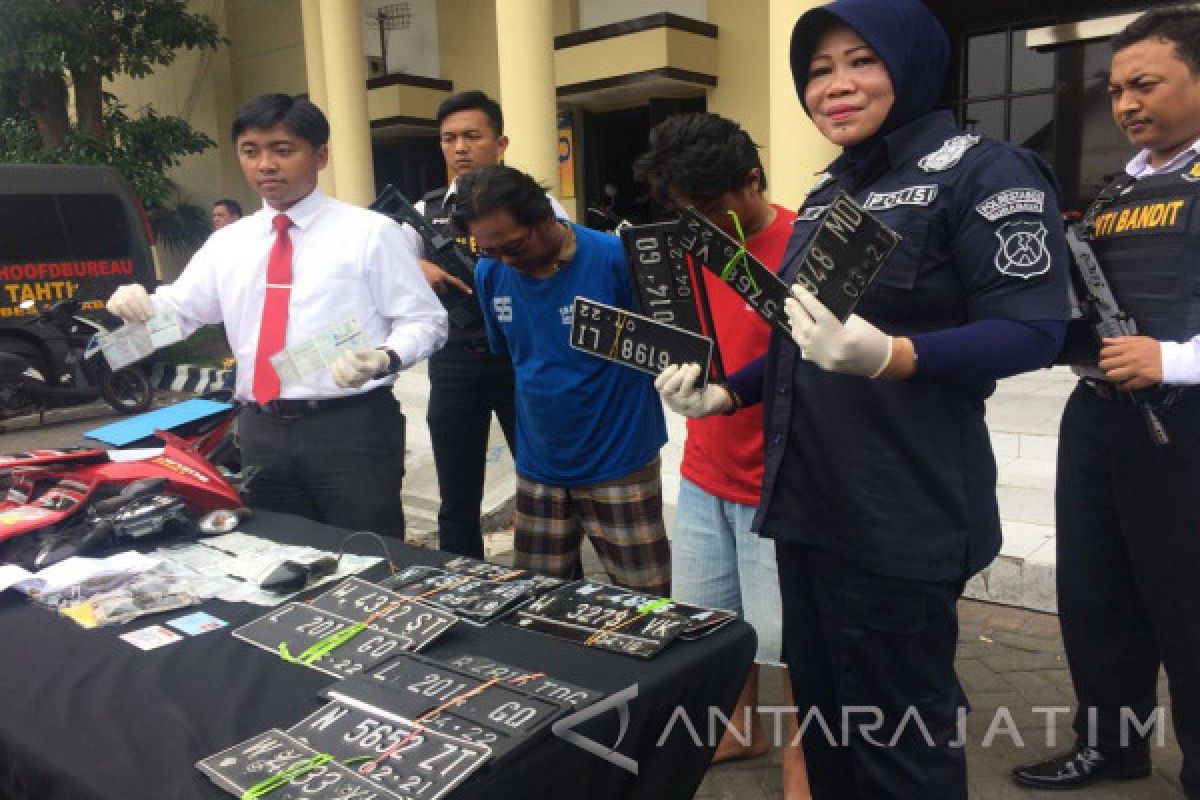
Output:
[670, 477, 783, 665]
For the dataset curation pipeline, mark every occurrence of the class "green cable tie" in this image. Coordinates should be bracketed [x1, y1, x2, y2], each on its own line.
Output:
[240, 753, 333, 799]
[277, 622, 367, 666]
[718, 210, 759, 292]
[637, 597, 675, 614]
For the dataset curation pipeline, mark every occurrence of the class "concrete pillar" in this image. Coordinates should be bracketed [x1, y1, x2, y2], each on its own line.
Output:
[317, 0, 375, 206]
[494, 0, 561, 199]
[768, 0, 839, 211]
[300, 0, 336, 196]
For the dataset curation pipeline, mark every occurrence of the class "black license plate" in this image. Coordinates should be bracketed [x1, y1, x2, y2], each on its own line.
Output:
[232, 604, 412, 678]
[511, 581, 690, 659]
[441, 556, 567, 593]
[569, 296, 713, 384]
[790, 192, 901, 321]
[196, 728, 401, 800]
[289, 704, 491, 799]
[621, 222, 704, 334]
[320, 653, 569, 764]
[379, 566, 536, 624]
[443, 654, 602, 707]
[307, 577, 459, 645]
[677, 209, 794, 335]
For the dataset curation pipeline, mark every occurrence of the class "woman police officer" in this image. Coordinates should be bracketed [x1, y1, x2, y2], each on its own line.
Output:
[656, 0, 1070, 796]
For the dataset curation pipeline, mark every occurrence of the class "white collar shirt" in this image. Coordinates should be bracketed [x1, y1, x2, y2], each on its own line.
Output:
[152, 188, 447, 401]
[1125, 138, 1200, 178]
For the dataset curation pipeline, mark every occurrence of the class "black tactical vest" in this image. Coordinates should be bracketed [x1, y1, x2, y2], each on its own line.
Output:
[421, 188, 487, 343]
[421, 187, 479, 268]
[1088, 156, 1200, 342]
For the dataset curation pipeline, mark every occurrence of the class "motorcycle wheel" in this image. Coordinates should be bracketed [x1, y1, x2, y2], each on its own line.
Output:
[101, 367, 154, 414]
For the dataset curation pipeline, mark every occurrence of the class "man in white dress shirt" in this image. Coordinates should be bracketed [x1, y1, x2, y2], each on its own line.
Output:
[1012, 9, 1200, 793]
[107, 94, 446, 537]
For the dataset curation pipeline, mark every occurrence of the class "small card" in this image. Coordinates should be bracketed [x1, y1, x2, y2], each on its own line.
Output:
[98, 310, 184, 371]
[168, 610, 227, 635]
[146, 309, 185, 348]
[120, 624, 184, 650]
[570, 296, 713, 385]
[269, 317, 369, 387]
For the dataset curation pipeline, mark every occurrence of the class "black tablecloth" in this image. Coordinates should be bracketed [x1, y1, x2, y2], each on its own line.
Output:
[0, 512, 755, 800]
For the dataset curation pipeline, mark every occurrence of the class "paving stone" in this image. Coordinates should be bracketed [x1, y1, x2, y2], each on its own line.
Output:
[959, 659, 1013, 693]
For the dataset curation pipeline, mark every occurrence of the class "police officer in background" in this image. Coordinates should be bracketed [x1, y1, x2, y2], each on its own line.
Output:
[401, 90, 568, 559]
[659, 0, 1068, 795]
[1013, 8, 1200, 795]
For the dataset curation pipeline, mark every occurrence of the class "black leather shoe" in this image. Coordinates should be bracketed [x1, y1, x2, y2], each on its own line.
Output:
[1011, 746, 1152, 790]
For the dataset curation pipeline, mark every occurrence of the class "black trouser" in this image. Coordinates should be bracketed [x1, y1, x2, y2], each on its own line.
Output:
[240, 387, 405, 538]
[776, 542, 967, 800]
[1057, 382, 1200, 795]
[426, 341, 516, 558]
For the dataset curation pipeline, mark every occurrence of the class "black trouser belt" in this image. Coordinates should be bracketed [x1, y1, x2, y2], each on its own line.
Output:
[247, 386, 391, 419]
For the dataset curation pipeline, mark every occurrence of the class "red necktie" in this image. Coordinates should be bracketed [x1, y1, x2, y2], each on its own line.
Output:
[252, 213, 293, 403]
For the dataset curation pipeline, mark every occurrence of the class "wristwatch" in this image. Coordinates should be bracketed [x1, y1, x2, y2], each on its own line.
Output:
[374, 347, 403, 378]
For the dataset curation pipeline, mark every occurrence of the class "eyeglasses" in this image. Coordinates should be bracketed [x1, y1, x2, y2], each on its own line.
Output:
[477, 226, 535, 259]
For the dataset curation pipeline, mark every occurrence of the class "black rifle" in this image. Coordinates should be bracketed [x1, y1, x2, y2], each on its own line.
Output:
[1065, 223, 1170, 445]
[370, 184, 481, 329]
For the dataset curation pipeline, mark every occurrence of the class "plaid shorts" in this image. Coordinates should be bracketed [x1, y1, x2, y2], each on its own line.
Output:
[514, 458, 671, 596]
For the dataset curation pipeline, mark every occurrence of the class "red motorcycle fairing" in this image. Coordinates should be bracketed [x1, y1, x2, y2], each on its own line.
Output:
[0, 448, 109, 470]
[0, 424, 243, 546]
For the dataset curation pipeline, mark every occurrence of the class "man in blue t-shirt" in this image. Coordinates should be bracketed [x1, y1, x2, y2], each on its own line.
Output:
[453, 164, 670, 596]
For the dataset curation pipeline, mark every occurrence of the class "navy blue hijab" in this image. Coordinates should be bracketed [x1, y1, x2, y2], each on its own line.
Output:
[790, 0, 950, 149]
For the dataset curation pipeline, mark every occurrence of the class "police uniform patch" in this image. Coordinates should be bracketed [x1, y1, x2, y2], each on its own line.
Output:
[1182, 162, 1200, 182]
[993, 220, 1051, 279]
[805, 172, 834, 197]
[797, 205, 828, 222]
[918, 135, 980, 173]
[862, 185, 939, 211]
[975, 188, 1045, 221]
[1092, 198, 1191, 238]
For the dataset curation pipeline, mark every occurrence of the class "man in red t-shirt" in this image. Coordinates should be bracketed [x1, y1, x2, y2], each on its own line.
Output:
[635, 113, 807, 798]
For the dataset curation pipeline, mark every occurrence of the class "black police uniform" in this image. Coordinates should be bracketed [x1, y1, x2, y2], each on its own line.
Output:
[1055, 155, 1200, 795]
[421, 187, 516, 559]
[758, 110, 1069, 799]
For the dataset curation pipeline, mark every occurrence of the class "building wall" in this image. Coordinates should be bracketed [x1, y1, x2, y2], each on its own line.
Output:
[707, 0, 771, 185]
[578, 0, 707, 28]
[437, 0, 501, 99]
[225, 0, 307, 100]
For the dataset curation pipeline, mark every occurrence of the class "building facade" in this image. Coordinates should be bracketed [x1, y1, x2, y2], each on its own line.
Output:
[109, 0, 1159, 276]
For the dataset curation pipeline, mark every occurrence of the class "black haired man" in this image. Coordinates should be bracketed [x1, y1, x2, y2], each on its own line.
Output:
[107, 93, 447, 537]
[211, 198, 243, 230]
[634, 112, 808, 797]
[399, 89, 568, 559]
[1013, 7, 1200, 793]
[454, 164, 670, 596]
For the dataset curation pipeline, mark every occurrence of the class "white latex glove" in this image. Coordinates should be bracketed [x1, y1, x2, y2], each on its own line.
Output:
[653, 363, 732, 418]
[107, 284, 154, 324]
[331, 348, 389, 388]
[785, 285, 892, 378]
